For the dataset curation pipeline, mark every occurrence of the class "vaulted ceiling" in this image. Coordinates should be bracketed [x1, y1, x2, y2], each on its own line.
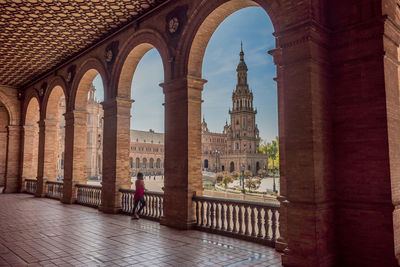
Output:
[0, 0, 166, 88]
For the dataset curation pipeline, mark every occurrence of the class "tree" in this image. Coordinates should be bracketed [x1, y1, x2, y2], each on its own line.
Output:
[246, 178, 261, 191]
[216, 172, 224, 183]
[222, 173, 233, 188]
[243, 170, 252, 178]
[260, 136, 279, 175]
[257, 169, 267, 177]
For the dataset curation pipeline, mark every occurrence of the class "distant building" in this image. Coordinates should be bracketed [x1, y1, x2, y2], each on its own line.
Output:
[201, 46, 268, 174]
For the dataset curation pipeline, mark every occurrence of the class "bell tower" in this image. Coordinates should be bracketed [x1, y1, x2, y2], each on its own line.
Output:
[228, 43, 260, 154]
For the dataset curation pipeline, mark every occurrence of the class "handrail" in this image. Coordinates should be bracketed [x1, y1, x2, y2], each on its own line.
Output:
[193, 195, 280, 208]
[76, 184, 102, 189]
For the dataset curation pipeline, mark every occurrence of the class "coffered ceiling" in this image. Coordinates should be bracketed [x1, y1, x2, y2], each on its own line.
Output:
[0, 0, 166, 88]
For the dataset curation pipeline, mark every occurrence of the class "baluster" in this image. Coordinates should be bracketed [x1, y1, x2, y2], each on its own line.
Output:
[264, 208, 271, 240]
[156, 196, 160, 218]
[160, 197, 164, 216]
[121, 192, 126, 212]
[210, 202, 215, 229]
[244, 205, 250, 236]
[200, 201, 205, 227]
[206, 202, 210, 227]
[238, 205, 243, 234]
[251, 207, 256, 237]
[221, 203, 225, 231]
[271, 209, 277, 242]
[232, 205, 238, 233]
[226, 204, 231, 232]
[215, 202, 220, 230]
[257, 207, 263, 238]
[195, 199, 199, 225]
[151, 195, 155, 217]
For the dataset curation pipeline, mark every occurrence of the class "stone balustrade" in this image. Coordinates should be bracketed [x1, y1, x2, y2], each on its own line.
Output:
[192, 195, 280, 247]
[76, 184, 102, 207]
[24, 179, 37, 194]
[46, 181, 63, 199]
[120, 189, 164, 221]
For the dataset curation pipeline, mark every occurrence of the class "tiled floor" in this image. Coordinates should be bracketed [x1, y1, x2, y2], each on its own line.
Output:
[0, 194, 282, 267]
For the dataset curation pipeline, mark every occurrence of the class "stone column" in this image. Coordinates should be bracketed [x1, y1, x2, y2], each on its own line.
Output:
[160, 76, 206, 229]
[99, 97, 133, 213]
[3, 125, 21, 193]
[61, 111, 87, 203]
[0, 129, 7, 186]
[273, 25, 335, 266]
[36, 119, 59, 197]
[20, 125, 38, 191]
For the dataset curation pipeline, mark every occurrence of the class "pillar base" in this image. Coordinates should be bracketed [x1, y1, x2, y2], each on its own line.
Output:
[160, 215, 195, 230]
[98, 205, 120, 214]
[60, 196, 75, 204]
[275, 237, 287, 253]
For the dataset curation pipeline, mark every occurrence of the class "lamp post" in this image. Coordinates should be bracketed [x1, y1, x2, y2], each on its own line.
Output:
[215, 149, 219, 173]
[241, 164, 245, 194]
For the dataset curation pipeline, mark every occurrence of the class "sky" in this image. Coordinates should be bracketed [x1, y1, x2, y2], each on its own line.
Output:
[92, 7, 278, 143]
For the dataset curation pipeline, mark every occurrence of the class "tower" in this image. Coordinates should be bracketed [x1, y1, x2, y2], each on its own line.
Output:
[228, 43, 259, 155]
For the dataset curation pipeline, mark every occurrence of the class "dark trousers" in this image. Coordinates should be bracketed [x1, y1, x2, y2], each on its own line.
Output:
[132, 196, 145, 215]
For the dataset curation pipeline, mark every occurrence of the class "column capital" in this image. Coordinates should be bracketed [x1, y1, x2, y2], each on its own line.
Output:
[102, 97, 134, 110]
[160, 76, 207, 94]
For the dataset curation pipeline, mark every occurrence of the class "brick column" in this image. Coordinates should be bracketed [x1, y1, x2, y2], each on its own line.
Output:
[61, 111, 87, 203]
[99, 97, 133, 213]
[3, 125, 21, 193]
[274, 25, 335, 266]
[36, 119, 59, 197]
[160, 76, 206, 229]
[0, 129, 7, 186]
[20, 125, 38, 191]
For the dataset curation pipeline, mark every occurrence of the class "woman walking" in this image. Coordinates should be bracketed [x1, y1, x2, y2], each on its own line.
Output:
[132, 172, 146, 219]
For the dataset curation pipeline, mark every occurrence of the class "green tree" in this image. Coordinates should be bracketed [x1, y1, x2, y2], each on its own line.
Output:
[246, 178, 261, 191]
[216, 172, 224, 183]
[261, 136, 279, 175]
[222, 173, 233, 188]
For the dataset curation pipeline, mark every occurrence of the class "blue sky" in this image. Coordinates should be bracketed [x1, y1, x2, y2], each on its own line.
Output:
[93, 7, 278, 142]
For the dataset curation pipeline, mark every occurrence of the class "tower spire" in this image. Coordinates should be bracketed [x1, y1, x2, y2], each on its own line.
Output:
[240, 41, 244, 61]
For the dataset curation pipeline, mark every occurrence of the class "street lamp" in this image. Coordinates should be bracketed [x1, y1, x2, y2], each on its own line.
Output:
[215, 149, 219, 173]
[241, 164, 245, 194]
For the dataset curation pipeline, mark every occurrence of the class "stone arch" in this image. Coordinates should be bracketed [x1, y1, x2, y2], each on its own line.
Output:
[136, 157, 140, 169]
[40, 85, 66, 187]
[0, 102, 10, 186]
[70, 58, 108, 111]
[230, 161, 235, 172]
[142, 158, 147, 168]
[179, 0, 279, 78]
[156, 158, 161, 168]
[149, 158, 154, 169]
[112, 29, 170, 98]
[22, 97, 40, 182]
[0, 91, 18, 126]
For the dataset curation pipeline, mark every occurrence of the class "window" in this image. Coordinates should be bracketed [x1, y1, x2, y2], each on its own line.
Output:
[87, 132, 91, 145]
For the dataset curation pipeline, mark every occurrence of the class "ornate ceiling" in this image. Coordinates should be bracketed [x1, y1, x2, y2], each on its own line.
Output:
[0, 0, 166, 88]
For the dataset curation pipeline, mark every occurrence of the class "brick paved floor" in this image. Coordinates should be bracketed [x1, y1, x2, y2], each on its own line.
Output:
[0, 193, 282, 267]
